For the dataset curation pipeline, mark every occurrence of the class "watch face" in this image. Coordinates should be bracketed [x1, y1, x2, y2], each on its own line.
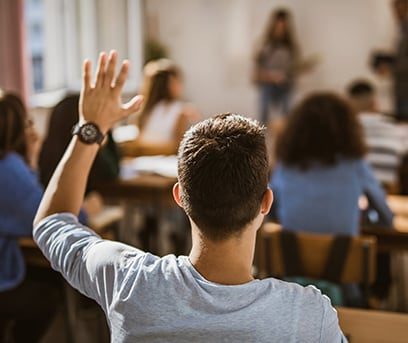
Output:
[80, 123, 99, 143]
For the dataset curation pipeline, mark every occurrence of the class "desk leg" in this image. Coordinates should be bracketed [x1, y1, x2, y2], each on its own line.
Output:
[119, 201, 143, 248]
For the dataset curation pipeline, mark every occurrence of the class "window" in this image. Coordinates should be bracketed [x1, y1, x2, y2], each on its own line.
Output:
[24, 0, 144, 105]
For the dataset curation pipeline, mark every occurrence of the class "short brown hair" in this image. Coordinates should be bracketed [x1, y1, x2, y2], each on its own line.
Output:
[178, 113, 269, 241]
[276, 92, 366, 169]
[0, 92, 28, 161]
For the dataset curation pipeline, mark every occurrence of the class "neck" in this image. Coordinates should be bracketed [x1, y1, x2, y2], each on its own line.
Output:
[188, 224, 257, 285]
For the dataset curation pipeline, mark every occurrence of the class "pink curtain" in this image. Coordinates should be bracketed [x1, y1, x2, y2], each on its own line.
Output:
[0, 0, 29, 102]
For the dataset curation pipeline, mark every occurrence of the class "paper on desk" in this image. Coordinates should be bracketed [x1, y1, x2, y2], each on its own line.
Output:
[112, 125, 139, 143]
[120, 155, 178, 179]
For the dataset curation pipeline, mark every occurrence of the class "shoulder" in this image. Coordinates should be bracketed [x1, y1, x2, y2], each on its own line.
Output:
[261, 278, 335, 321]
[263, 277, 329, 304]
[0, 152, 33, 178]
[0, 152, 26, 167]
[180, 102, 201, 123]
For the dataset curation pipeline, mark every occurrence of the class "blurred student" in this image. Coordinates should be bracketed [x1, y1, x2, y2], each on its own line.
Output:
[0, 92, 59, 342]
[253, 9, 299, 124]
[33, 52, 345, 342]
[120, 59, 199, 157]
[271, 93, 393, 236]
[370, 53, 394, 115]
[348, 80, 408, 186]
[393, 0, 408, 120]
[39, 94, 120, 192]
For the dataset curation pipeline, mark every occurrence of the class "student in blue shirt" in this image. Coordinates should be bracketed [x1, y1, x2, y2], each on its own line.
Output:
[270, 92, 393, 235]
[270, 93, 393, 304]
[0, 92, 60, 342]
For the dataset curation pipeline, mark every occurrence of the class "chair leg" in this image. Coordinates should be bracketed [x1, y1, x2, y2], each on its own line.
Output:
[362, 243, 370, 308]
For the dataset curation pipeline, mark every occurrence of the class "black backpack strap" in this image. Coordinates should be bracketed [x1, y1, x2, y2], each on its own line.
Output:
[280, 230, 304, 277]
[322, 235, 352, 283]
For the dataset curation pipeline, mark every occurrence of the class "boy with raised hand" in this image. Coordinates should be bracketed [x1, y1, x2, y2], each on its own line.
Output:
[33, 51, 346, 342]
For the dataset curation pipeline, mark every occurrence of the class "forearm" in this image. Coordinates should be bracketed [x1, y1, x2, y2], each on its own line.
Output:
[34, 51, 142, 225]
[34, 136, 99, 225]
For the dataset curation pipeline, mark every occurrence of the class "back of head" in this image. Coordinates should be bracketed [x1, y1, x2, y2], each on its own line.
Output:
[347, 80, 375, 113]
[276, 92, 366, 169]
[0, 91, 28, 161]
[39, 94, 80, 186]
[139, 59, 181, 128]
[262, 8, 296, 52]
[394, 0, 408, 22]
[178, 113, 269, 241]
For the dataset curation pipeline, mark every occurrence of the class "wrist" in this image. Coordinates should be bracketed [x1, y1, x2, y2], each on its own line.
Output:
[72, 122, 106, 145]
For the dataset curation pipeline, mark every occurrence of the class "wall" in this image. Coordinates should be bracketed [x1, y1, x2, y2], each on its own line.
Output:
[144, 0, 396, 119]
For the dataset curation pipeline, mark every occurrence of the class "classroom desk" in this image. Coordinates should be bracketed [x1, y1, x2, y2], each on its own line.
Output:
[388, 195, 408, 217]
[360, 195, 408, 252]
[337, 307, 408, 343]
[94, 174, 177, 206]
[361, 225, 408, 252]
[93, 174, 180, 251]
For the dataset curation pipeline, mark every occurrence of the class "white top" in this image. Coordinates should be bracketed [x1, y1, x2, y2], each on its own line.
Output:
[359, 112, 408, 184]
[34, 213, 346, 343]
[140, 100, 184, 144]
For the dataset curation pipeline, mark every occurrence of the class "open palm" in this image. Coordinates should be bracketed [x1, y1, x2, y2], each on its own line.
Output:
[79, 51, 143, 134]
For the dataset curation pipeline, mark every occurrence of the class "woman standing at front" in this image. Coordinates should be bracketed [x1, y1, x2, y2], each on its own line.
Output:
[253, 9, 299, 124]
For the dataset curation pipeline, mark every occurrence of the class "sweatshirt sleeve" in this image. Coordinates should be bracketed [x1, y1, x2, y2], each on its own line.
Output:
[358, 160, 394, 227]
[33, 213, 147, 312]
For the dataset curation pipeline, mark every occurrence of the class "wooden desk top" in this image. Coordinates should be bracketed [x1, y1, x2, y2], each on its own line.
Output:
[94, 174, 177, 204]
[337, 307, 408, 343]
[387, 195, 408, 217]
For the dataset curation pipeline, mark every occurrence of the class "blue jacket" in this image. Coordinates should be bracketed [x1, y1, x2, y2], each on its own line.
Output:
[0, 153, 86, 291]
[270, 159, 393, 236]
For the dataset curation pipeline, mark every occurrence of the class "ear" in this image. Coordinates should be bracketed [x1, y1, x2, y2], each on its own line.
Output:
[172, 182, 183, 208]
[260, 188, 273, 215]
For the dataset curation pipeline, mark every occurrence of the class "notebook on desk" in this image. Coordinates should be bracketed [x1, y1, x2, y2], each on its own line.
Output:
[120, 155, 178, 179]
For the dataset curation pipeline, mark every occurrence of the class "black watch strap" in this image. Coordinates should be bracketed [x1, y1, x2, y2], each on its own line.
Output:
[72, 122, 105, 145]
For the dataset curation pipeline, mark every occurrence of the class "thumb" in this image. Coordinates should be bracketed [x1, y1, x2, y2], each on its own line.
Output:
[122, 95, 144, 116]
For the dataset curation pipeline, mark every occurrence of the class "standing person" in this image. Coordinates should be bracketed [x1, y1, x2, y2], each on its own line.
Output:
[253, 9, 298, 124]
[0, 92, 60, 342]
[33, 51, 345, 342]
[120, 59, 199, 157]
[393, 0, 408, 120]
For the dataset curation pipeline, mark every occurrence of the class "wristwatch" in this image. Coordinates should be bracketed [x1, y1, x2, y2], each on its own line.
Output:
[72, 122, 105, 145]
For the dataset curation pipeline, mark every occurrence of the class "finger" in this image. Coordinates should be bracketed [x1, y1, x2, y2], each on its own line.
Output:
[95, 52, 107, 87]
[122, 95, 144, 116]
[82, 59, 92, 91]
[114, 60, 129, 93]
[105, 50, 117, 87]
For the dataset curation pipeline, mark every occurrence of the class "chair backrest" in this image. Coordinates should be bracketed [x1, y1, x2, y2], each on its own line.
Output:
[337, 307, 408, 343]
[255, 223, 377, 284]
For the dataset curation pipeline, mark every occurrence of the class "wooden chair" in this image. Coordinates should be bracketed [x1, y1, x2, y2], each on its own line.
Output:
[337, 307, 408, 343]
[255, 223, 377, 305]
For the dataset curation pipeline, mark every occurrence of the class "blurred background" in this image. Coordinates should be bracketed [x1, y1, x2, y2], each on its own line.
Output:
[3, 1, 408, 342]
[0, 0, 397, 124]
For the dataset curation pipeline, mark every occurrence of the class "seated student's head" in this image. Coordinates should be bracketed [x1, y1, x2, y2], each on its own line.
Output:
[276, 93, 366, 170]
[139, 59, 182, 128]
[347, 80, 376, 113]
[39, 94, 80, 186]
[0, 91, 36, 164]
[173, 113, 273, 241]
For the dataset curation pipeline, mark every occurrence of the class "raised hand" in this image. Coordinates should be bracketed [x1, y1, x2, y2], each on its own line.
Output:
[79, 51, 143, 134]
